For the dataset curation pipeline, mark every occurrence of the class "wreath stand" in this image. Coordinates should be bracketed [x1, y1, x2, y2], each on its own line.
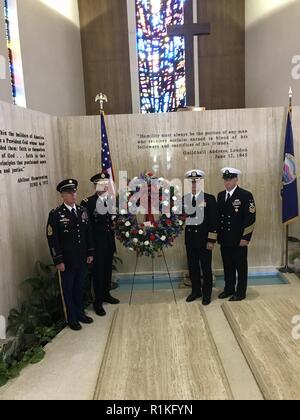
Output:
[129, 250, 177, 305]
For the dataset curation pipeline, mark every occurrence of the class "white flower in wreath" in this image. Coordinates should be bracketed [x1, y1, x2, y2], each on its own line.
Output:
[172, 196, 178, 201]
[125, 221, 131, 227]
[144, 241, 150, 246]
[179, 220, 183, 226]
[163, 200, 169, 206]
[120, 209, 126, 215]
[164, 189, 170, 194]
[133, 238, 139, 244]
[161, 236, 166, 241]
[125, 232, 130, 238]
[139, 230, 143, 235]
[128, 202, 133, 207]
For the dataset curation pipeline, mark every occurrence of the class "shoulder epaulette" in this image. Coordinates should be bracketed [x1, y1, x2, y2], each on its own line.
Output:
[50, 206, 60, 214]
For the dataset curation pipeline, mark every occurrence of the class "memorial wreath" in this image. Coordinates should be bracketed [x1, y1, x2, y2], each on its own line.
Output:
[115, 172, 186, 257]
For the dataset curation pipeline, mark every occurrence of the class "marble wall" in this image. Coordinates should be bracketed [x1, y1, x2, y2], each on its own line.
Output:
[60, 106, 300, 275]
[1, 102, 299, 316]
[0, 102, 62, 317]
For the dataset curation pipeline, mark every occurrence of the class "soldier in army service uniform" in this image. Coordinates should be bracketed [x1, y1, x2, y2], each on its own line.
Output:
[46, 179, 94, 331]
[183, 170, 217, 305]
[81, 172, 119, 317]
[217, 168, 256, 301]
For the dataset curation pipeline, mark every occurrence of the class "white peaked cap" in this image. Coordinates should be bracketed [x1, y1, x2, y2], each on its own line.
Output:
[221, 167, 242, 176]
[185, 169, 205, 179]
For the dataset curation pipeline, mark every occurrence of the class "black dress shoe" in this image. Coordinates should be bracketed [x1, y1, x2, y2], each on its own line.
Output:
[202, 298, 211, 306]
[69, 323, 82, 331]
[79, 315, 94, 324]
[186, 293, 202, 302]
[103, 295, 120, 305]
[95, 306, 106, 317]
[229, 295, 245, 302]
[218, 291, 235, 299]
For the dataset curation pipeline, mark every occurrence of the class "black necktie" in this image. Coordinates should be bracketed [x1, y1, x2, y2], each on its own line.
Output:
[226, 192, 230, 202]
[71, 208, 77, 218]
[192, 195, 196, 207]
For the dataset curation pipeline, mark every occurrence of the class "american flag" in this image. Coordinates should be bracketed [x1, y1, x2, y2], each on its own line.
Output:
[101, 113, 115, 194]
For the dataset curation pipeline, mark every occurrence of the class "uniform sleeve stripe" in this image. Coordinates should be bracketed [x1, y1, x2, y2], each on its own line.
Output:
[208, 232, 218, 240]
[243, 223, 255, 236]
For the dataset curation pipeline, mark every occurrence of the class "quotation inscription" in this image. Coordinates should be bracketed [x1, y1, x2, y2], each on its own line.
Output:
[136, 129, 249, 160]
[0, 129, 49, 188]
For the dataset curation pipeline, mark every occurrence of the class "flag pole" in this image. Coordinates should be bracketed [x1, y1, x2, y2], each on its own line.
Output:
[281, 87, 293, 273]
[95, 93, 107, 173]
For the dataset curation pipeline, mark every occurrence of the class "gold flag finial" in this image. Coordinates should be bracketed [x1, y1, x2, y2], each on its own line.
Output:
[95, 93, 108, 114]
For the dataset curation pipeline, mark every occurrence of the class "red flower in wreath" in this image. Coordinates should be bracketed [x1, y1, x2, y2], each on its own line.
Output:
[115, 173, 185, 257]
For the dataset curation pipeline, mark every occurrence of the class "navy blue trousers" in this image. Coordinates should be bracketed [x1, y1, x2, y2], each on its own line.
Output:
[186, 246, 213, 300]
[221, 246, 248, 298]
[60, 266, 87, 325]
[93, 249, 114, 308]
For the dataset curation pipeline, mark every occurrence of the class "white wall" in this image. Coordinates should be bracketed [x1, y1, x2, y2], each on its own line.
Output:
[0, 5, 13, 103]
[246, 0, 300, 108]
[15, 0, 86, 116]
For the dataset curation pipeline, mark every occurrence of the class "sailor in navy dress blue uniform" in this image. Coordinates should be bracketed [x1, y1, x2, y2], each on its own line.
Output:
[81, 172, 119, 317]
[46, 179, 95, 331]
[217, 168, 256, 301]
[183, 170, 217, 306]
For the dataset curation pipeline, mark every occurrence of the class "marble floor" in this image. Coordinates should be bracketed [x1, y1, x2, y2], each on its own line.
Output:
[223, 295, 300, 400]
[0, 273, 299, 400]
[94, 302, 232, 400]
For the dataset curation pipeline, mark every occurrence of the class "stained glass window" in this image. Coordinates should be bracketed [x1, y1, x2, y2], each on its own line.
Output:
[136, 0, 186, 113]
[3, 0, 26, 107]
[4, 0, 16, 103]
